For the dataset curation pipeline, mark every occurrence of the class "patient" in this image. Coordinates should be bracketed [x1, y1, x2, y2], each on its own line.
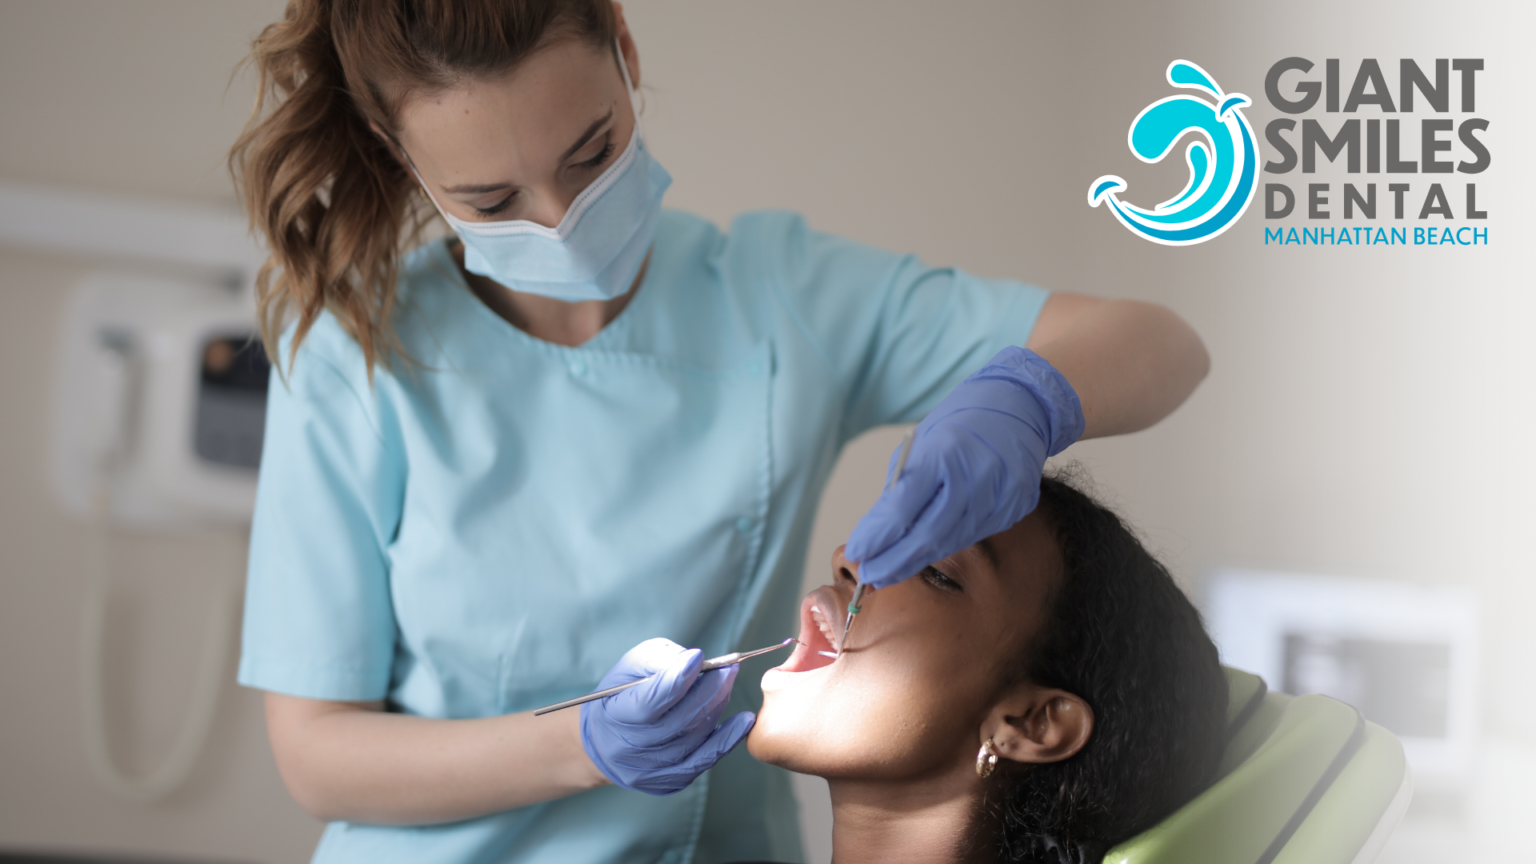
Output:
[747, 471, 1228, 864]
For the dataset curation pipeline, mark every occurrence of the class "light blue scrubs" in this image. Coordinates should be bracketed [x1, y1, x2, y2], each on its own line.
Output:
[239, 209, 1048, 864]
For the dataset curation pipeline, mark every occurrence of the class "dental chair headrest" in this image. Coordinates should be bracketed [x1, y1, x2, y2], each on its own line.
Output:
[1103, 667, 1412, 864]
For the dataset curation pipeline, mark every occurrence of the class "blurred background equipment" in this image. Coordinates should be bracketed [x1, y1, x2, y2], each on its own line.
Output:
[1207, 570, 1484, 864]
[0, 177, 269, 525]
[2, 179, 268, 804]
[1207, 571, 1479, 791]
[51, 273, 266, 528]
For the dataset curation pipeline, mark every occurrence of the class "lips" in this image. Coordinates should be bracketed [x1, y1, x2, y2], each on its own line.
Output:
[776, 585, 845, 673]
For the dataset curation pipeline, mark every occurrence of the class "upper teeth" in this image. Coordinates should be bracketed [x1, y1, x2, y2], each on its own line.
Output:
[810, 604, 836, 646]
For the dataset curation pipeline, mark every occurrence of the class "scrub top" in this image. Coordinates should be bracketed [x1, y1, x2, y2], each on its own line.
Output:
[239, 209, 1048, 864]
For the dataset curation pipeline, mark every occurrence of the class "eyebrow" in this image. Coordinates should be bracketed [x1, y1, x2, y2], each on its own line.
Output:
[976, 537, 1000, 570]
[439, 108, 615, 195]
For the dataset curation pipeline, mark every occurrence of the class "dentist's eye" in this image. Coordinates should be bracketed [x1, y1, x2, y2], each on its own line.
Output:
[921, 566, 962, 593]
[474, 196, 515, 217]
[576, 137, 615, 171]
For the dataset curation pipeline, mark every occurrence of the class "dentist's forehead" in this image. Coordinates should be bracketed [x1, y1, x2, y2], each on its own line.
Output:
[393, 40, 623, 182]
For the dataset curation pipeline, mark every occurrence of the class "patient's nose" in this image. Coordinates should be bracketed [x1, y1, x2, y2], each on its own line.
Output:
[831, 545, 860, 591]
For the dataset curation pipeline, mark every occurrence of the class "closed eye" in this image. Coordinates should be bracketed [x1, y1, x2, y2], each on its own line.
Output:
[474, 195, 516, 217]
[574, 135, 615, 171]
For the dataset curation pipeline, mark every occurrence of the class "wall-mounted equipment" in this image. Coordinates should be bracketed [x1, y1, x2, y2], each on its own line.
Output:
[4, 180, 270, 803]
[50, 273, 268, 527]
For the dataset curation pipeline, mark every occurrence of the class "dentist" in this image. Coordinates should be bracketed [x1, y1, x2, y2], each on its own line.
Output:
[230, 1, 1209, 862]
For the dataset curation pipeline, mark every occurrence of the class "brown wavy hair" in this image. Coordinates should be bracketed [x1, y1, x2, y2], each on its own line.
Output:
[229, 0, 617, 375]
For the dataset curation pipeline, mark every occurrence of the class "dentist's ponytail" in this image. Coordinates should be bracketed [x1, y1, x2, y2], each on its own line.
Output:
[229, 0, 617, 375]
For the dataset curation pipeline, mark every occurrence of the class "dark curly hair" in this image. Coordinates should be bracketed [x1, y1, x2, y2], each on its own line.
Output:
[986, 470, 1228, 863]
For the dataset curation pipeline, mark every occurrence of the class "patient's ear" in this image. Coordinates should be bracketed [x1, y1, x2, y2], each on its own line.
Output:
[983, 684, 1093, 765]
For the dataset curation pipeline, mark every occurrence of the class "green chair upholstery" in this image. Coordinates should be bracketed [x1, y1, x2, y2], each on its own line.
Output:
[1104, 667, 1412, 864]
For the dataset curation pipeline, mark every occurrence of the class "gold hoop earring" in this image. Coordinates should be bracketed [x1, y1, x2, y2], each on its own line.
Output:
[976, 737, 999, 778]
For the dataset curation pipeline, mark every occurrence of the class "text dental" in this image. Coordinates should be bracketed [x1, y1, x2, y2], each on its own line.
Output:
[1261, 58, 1488, 246]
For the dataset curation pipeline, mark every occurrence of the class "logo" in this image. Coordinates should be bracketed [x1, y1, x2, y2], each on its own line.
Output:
[1088, 60, 1259, 246]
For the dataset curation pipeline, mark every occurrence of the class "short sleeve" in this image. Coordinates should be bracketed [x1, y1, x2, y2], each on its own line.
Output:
[739, 211, 1049, 441]
[237, 324, 405, 701]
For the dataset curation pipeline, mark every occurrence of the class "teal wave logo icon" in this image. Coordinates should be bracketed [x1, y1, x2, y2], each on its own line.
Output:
[1088, 60, 1259, 246]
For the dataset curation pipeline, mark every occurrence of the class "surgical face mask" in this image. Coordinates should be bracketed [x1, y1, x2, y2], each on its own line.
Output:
[413, 48, 671, 303]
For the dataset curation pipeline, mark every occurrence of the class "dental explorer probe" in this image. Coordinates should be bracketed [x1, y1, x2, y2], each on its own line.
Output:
[840, 429, 915, 655]
[531, 639, 801, 716]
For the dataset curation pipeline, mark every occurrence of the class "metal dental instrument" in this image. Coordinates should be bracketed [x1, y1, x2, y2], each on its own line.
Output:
[532, 639, 801, 716]
[840, 429, 915, 654]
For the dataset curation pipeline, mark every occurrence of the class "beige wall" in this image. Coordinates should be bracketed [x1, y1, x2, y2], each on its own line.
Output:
[1, 2, 1531, 863]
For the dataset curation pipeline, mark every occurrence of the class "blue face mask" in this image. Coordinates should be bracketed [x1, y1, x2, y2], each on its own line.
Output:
[415, 51, 672, 303]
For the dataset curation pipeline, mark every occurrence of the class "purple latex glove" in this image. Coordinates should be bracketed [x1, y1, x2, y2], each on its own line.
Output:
[845, 346, 1084, 588]
[580, 638, 755, 795]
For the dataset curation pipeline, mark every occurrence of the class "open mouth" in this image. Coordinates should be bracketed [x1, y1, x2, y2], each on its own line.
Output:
[776, 585, 845, 673]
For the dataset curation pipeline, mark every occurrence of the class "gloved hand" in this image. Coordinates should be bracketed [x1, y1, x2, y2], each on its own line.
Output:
[580, 637, 755, 796]
[845, 346, 1084, 589]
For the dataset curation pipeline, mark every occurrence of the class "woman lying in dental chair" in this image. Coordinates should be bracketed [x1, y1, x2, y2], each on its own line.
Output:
[746, 472, 1229, 864]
